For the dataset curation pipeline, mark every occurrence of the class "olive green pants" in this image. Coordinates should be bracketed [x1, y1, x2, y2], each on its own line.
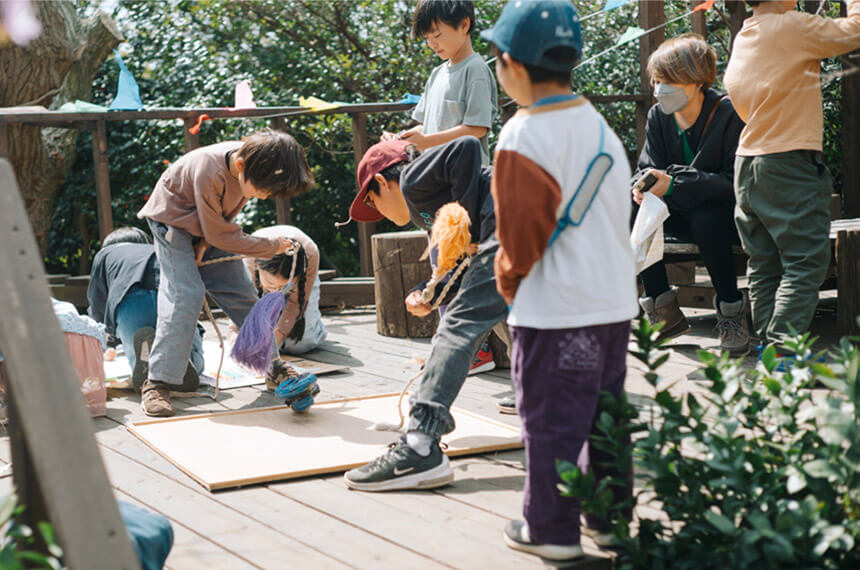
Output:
[734, 151, 832, 345]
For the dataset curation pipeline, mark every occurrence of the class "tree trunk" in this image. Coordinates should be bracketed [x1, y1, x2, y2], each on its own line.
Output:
[0, 2, 122, 250]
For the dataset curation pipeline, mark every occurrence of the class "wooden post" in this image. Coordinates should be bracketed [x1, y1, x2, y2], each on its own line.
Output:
[690, 0, 707, 37]
[842, 1, 860, 218]
[351, 113, 375, 277]
[0, 159, 139, 569]
[91, 119, 113, 242]
[726, 1, 748, 48]
[0, 123, 8, 159]
[183, 117, 201, 152]
[372, 231, 439, 338]
[636, 1, 665, 153]
[836, 229, 860, 334]
[270, 116, 292, 225]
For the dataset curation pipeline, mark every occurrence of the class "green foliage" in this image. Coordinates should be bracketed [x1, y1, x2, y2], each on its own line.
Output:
[0, 492, 62, 569]
[558, 318, 860, 569]
[48, 1, 848, 273]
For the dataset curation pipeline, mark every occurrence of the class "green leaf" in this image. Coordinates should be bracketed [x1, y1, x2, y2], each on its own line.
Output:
[804, 459, 839, 480]
[786, 469, 807, 494]
[761, 345, 777, 372]
[703, 510, 736, 535]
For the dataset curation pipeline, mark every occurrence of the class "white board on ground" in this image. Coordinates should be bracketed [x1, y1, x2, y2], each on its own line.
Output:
[128, 393, 522, 491]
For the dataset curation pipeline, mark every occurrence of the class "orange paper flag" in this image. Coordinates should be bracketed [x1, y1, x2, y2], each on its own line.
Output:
[188, 114, 212, 135]
[693, 0, 716, 12]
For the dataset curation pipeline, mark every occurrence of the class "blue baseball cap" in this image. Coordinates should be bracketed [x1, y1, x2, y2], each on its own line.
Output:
[480, 0, 582, 72]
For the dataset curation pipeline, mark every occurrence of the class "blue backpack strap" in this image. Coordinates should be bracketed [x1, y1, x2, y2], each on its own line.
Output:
[546, 120, 614, 249]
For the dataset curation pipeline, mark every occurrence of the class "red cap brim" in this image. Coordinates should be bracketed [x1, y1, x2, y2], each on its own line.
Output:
[348, 189, 385, 223]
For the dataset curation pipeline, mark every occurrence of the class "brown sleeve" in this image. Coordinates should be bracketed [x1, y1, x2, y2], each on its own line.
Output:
[491, 149, 562, 304]
[192, 168, 281, 257]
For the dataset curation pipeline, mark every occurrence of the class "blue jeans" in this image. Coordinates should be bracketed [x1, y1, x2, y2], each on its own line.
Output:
[147, 220, 259, 386]
[115, 287, 204, 374]
[407, 239, 510, 438]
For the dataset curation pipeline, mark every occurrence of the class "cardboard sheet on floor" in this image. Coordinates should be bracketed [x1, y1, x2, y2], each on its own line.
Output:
[128, 394, 522, 491]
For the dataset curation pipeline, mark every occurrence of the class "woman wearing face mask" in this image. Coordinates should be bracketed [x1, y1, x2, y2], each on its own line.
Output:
[632, 34, 748, 356]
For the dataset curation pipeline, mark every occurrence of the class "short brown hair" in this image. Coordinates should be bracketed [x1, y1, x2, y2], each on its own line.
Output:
[647, 34, 717, 90]
[237, 129, 314, 199]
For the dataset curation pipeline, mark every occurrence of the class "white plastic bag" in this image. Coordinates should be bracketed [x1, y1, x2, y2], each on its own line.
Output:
[630, 192, 670, 274]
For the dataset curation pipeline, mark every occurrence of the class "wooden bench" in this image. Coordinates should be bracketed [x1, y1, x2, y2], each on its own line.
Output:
[662, 218, 860, 334]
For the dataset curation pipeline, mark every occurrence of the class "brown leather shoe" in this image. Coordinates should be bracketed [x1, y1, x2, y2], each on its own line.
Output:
[639, 287, 690, 341]
[141, 380, 174, 417]
[265, 360, 300, 392]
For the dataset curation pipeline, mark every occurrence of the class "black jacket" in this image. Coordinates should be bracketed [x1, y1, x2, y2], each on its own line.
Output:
[87, 243, 159, 336]
[400, 136, 494, 244]
[633, 88, 744, 213]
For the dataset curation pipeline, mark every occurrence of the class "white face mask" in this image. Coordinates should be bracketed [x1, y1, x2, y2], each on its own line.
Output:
[654, 83, 689, 115]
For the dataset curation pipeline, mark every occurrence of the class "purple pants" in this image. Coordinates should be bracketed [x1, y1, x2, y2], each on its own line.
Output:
[511, 320, 632, 545]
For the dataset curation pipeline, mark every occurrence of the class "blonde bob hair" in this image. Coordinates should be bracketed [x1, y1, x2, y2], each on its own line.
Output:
[647, 33, 717, 90]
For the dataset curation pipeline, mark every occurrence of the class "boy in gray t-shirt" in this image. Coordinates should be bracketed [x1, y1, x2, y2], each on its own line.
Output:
[384, 0, 498, 165]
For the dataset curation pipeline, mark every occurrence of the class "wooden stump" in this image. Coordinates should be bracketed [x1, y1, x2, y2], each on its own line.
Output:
[372, 230, 439, 338]
[836, 229, 860, 334]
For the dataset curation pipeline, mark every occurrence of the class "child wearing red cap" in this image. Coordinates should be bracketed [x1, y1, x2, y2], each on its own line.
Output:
[343, 135, 509, 492]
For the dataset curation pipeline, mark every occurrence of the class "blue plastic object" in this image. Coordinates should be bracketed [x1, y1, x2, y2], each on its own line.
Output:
[274, 372, 319, 413]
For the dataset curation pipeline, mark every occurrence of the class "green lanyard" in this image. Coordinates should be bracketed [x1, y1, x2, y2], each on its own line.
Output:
[672, 115, 695, 166]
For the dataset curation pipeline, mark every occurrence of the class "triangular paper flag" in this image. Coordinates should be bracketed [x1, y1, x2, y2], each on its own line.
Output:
[234, 80, 256, 109]
[109, 51, 144, 110]
[299, 96, 342, 112]
[693, 0, 717, 12]
[188, 114, 212, 135]
[398, 93, 422, 105]
[59, 100, 107, 113]
[602, 0, 631, 12]
[616, 26, 646, 46]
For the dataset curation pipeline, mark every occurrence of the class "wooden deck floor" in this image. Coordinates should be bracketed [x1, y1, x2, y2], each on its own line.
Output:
[0, 306, 841, 569]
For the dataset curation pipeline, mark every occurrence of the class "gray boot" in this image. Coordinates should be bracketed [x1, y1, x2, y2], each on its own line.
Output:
[714, 292, 752, 357]
[639, 287, 690, 341]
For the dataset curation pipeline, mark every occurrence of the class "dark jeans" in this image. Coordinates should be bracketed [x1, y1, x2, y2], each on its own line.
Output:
[636, 201, 741, 303]
[512, 321, 632, 546]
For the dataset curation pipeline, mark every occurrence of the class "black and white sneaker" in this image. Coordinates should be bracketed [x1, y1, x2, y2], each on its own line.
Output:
[497, 395, 516, 415]
[344, 436, 454, 492]
[503, 520, 584, 561]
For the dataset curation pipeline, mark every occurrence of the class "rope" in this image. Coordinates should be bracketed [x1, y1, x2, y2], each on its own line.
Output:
[372, 367, 425, 431]
[420, 255, 472, 311]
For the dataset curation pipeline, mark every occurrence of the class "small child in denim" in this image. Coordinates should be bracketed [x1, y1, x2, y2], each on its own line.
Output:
[483, 0, 638, 561]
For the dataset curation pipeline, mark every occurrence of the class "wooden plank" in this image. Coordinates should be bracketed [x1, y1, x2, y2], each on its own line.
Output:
[690, 0, 708, 37]
[94, 419, 437, 570]
[0, 122, 8, 159]
[182, 117, 200, 153]
[0, 159, 139, 569]
[319, 277, 375, 308]
[350, 113, 375, 276]
[836, 229, 860, 334]
[126, 394, 521, 491]
[91, 119, 114, 241]
[842, 2, 860, 218]
[637, 0, 665, 153]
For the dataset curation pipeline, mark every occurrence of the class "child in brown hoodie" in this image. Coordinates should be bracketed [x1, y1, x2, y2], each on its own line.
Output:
[136, 129, 313, 416]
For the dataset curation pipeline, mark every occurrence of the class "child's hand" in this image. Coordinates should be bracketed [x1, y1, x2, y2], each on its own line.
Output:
[381, 131, 401, 141]
[194, 239, 209, 264]
[648, 170, 672, 198]
[275, 237, 294, 254]
[405, 290, 432, 317]
[399, 129, 428, 150]
[104, 348, 116, 361]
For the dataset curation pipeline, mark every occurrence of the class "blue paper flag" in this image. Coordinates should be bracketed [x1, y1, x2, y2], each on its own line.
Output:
[616, 26, 646, 46]
[109, 51, 144, 111]
[602, 0, 631, 11]
[398, 93, 422, 105]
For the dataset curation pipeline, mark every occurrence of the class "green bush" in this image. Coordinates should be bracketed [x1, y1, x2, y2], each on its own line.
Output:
[558, 319, 860, 569]
[0, 492, 62, 569]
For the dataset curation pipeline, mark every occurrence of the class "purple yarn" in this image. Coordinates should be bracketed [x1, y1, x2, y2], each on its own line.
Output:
[231, 291, 286, 374]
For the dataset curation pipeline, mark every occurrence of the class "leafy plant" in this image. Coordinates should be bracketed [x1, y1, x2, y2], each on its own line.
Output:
[0, 492, 63, 569]
[558, 318, 860, 569]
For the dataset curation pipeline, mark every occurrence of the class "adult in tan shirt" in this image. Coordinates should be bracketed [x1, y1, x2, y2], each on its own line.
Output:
[135, 130, 314, 417]
[724, 0, 860, 347]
